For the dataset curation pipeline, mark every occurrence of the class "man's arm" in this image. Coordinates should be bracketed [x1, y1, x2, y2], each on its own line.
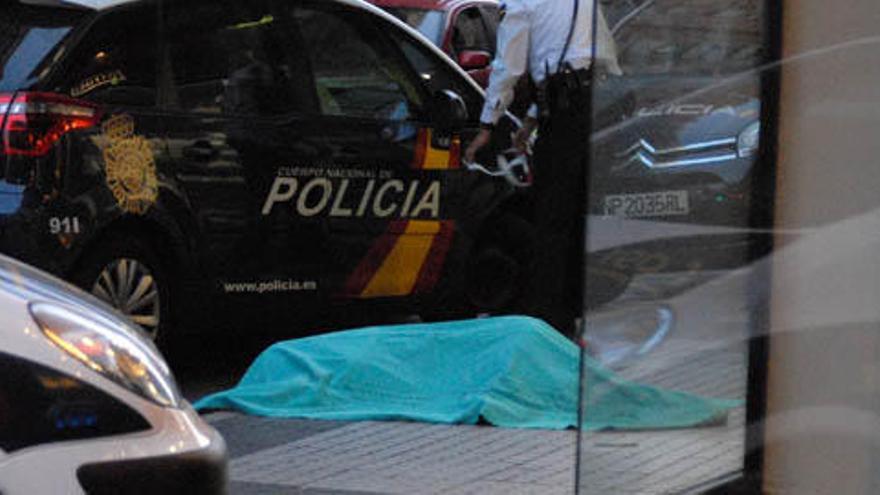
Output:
[479, 0, 531, 126]
[466, 0, 531, 162]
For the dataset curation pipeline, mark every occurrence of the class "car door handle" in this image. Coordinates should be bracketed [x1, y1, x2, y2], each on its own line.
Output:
[182, 140, 218, 161]
[380, 126, 396, 142]
[337, 146, 361, 159]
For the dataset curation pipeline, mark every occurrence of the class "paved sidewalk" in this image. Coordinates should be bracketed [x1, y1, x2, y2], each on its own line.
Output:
[217, 418, 575, 495]
[206, 339, 745, 495]
[204, 271, 750, 494]
[209, 406, 741, 494]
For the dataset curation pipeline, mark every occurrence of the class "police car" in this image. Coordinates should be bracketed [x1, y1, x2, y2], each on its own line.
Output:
[1, 0, 530, 348]
[0, 254, 226, 494]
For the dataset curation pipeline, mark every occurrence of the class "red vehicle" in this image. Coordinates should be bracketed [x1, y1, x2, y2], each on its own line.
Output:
[370, 0, 499, 87]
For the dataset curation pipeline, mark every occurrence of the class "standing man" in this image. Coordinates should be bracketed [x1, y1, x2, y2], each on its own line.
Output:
[464, 0, 620, 335]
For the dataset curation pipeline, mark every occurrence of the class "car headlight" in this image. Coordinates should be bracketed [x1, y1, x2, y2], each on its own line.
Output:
[737, 121, 761, 158]
[29, 302, 181, 408]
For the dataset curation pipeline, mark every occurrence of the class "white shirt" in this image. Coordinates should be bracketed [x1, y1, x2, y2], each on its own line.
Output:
[479, 0, 621, 125]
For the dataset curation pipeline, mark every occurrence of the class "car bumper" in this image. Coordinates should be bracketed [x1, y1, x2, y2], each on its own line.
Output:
[0, 403, 228, 495]
[76, 428, 228, 495]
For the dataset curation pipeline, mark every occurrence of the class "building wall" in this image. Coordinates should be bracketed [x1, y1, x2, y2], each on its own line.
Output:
[765, 1, 880, 493]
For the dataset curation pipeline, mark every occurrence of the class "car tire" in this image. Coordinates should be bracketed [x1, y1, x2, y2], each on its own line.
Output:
[465, 246, 521, 311]
[70, 233, 173, 352]
[465, 214, 535, 313]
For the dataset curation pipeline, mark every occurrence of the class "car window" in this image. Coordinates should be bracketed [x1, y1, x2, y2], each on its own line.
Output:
[383, 7, 447, 47]
[386, 27, 483, 125]
[451, 7, 493, 56]
[55, 6, 157, 106]
[0, 5, 86, 92]
[289, 4, 425, 121]
[163, 0, 318, 116]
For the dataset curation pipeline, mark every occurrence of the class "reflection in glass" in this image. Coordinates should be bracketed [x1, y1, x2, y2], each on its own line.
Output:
[579, 0, 767, 492]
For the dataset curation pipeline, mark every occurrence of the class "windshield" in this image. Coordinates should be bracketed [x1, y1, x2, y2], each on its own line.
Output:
[0, 5, 84, 91]
[383, 7, 446, 47]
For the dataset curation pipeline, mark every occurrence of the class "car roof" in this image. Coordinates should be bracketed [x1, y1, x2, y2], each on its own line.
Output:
[14, 0, 485, 101]
[18, 0, 135, 9]
[369, 0, 497, 12]
[22, 0, 495, 12]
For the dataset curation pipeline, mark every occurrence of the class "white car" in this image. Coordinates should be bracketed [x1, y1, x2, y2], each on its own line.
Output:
[0, 254, 227, 494]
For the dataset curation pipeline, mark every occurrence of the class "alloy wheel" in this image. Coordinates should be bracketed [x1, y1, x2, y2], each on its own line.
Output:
[90, 258, 161, 340]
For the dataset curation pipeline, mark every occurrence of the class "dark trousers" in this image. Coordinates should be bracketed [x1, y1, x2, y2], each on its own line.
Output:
[526, 80, 592, 336]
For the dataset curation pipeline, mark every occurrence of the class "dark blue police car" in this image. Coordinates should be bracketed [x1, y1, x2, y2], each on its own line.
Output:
[1, 0, 530, 350]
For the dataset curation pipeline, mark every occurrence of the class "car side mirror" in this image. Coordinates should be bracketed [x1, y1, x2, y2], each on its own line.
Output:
[457, 50, 492, 70]
[432, 90, 468, 135]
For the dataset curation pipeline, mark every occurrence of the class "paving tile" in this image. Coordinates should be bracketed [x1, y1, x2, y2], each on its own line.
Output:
[221, 294, 750, 495]
[440, 480, 572, 495]
[213, 415, 350, 459]
[230, 481, 389, 495]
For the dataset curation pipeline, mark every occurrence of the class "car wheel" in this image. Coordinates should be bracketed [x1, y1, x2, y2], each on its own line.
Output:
[465, 213, 535, 313]
[72, 234, 171, 348]
[466, 246, 521, 311]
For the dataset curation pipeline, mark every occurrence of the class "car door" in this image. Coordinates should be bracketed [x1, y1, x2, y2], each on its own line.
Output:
[386, 22, 529, 297]
[277, 1, 466, 301]
[161, 0, 329, 297]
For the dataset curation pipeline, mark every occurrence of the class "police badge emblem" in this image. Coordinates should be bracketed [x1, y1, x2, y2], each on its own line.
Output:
[101, 114, 158, 215]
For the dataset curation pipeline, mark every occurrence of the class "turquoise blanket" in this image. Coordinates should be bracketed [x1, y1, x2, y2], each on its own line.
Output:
[195, 316, 738, 430]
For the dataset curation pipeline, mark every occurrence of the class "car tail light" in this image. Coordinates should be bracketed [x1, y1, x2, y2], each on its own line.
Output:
[0, 91, 101, 157]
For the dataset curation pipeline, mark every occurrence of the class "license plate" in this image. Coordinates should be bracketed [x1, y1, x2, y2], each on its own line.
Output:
[603, 191, 690, 218]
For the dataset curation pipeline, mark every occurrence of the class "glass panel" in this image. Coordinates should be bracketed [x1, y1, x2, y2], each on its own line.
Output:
[293, 4, 424, 121]
[579, 0, 767, 492]
[164, 0, 317, 116]
[0, 4, 83, 92]
[388, 26, 485, 123]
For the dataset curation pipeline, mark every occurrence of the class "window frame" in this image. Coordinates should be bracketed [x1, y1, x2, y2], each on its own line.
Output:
[286, 0, 434, 125]
[379, 15, 485, 127]
[158, 0, 320, 119]
[49, 1, 161, 109]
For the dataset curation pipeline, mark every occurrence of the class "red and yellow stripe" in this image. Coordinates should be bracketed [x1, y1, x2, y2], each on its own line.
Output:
[412, 128, 460, 170]
[343, 129, 458, 298]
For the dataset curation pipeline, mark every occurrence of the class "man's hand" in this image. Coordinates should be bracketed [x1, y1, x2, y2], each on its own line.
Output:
[465, 129, 492, 164]
[513, 117, 538, 153]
